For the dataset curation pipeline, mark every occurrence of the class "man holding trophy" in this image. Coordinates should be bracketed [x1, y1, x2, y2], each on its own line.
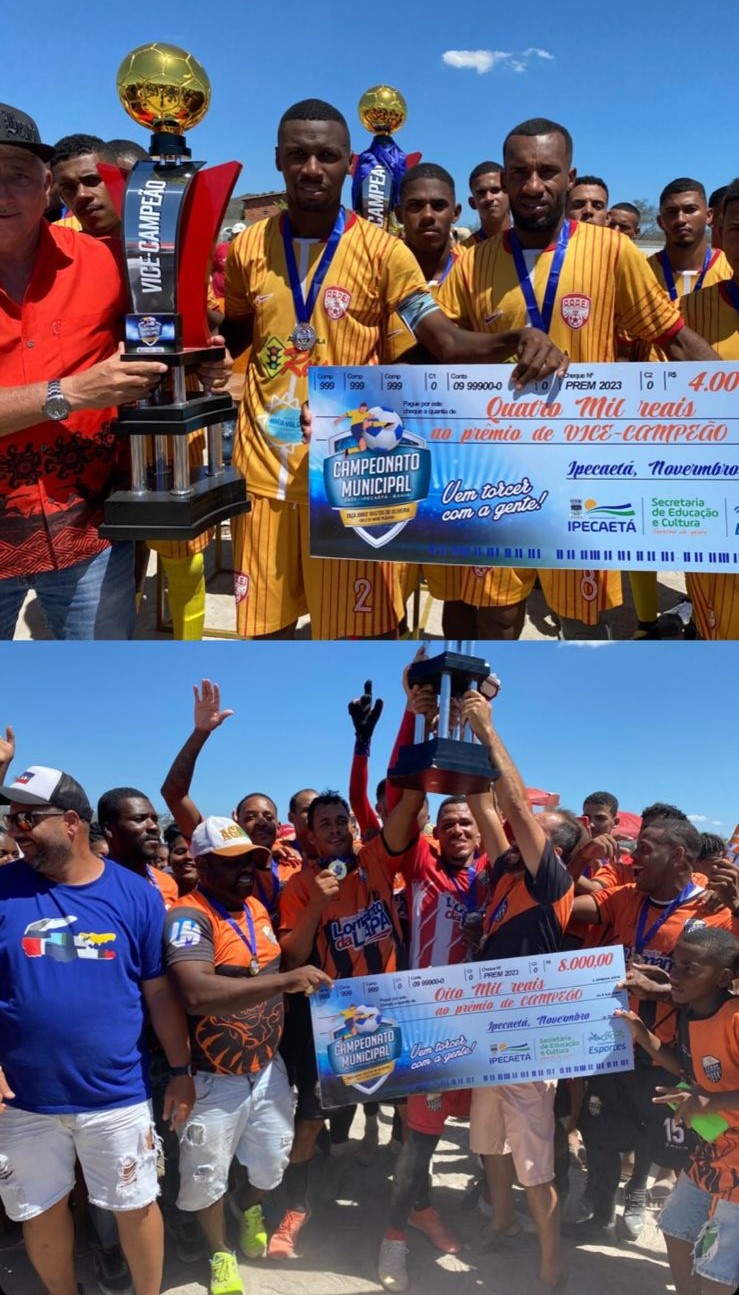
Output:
[0, 91, 230, 641]
[373, 651, 576, 1294]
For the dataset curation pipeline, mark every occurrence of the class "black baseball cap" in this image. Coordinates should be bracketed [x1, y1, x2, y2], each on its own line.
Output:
[0, 104, 53, 162]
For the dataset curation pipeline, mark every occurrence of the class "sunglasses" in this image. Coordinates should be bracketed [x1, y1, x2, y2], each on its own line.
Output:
[3, 809, 65, 831]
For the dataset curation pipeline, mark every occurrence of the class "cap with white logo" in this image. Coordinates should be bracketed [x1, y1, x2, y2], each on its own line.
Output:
[190, 816, 271, 864]
[0, 766, 92, 820]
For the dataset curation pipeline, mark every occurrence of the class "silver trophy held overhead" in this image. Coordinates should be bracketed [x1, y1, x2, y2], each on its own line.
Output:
[388, 642, 500, 795]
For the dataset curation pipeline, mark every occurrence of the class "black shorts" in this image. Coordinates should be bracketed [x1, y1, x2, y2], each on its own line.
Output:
[579, 1064, 695, 1169]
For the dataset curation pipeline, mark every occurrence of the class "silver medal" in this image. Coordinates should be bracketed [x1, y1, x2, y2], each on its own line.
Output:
[249, 957, 260, 976]
[327, 860, 348, 881]
[290, 322, 317, 352]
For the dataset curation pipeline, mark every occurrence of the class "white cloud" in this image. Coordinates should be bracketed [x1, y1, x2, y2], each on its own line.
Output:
[442, 50, 507, 75]
[442, 47, 554, 75]
[556, 641, 614, 649]
[688, 814, 709, 822]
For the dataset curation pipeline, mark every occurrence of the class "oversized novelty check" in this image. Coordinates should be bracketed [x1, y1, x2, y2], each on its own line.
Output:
[308, 362, 739, 572]
[309, 944, 633, 1107]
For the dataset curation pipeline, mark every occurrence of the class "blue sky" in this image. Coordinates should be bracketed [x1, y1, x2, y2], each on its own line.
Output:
[0, 642, 736, 837]
[7, 0, 737, 212]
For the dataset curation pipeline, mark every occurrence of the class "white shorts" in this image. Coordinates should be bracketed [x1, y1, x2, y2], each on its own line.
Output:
[469, 1081, 557, 1187]
[0, 1100, 159, 1221]
[177, 1056, 294, 1212]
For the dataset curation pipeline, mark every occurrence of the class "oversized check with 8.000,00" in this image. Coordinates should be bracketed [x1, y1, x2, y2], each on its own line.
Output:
[309, 944, 633, 1108]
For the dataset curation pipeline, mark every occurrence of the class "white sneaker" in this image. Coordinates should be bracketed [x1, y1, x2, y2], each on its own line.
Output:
[379, 1238, 409, 1292]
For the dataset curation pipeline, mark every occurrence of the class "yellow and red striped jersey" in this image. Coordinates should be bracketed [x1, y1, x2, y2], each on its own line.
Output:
[225, 211, 426, 504]
[430, 222, 678, 621]
[682, 277, 739, 355]
[437, 219, 682, 360]
[382, 241, 464, 363]
[648, 246, 730, 302]
[633, 247, 731, 361]
[53, 213, 82, 231]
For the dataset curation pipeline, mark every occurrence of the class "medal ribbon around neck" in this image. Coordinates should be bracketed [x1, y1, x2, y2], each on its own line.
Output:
[633, 883, 697, 957]
[253, 859, 281, 915]
[283, 207, 346, 350]
[433, 252, 455, 288]
[509, 220, 571, 332]
[659, 247, 712, 301]
[447, 862, 479, 912]
[200, 887, 261, 974]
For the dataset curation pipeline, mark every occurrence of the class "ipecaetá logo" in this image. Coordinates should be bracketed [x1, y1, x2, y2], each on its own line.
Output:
[323, 405, 430, 549]
[488, 1040, 532, 1063]
[568, 499, 636, 533]
[326, 1003, 403, 1095]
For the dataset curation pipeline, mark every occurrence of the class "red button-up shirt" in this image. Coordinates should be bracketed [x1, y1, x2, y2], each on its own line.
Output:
[0, 223, 127, 578]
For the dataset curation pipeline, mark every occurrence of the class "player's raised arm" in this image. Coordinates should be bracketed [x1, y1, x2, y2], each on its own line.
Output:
[347, 679, 383, 841]
[381, 665, 432, 855]
[467, 788, 509, 864]
[160, 680, 234, 836]
[461, 690, 548, 875]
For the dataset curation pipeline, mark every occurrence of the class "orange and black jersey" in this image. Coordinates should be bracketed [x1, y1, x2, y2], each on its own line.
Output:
[164, 888, 283, 1076]
[278, 833, 410, 979]
[593, 883, 734, 1041]
[478, 841, 574, 961]
[150, 867, 179, 910]
[676, 998, 739, 1203]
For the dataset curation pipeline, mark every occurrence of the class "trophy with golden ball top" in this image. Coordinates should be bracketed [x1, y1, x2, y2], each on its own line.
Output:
[100, 42, 250, 541]
[351, 85, 420, 230]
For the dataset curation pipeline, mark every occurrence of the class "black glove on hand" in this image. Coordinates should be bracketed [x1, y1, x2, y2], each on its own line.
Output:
[348, 679, 384, 750]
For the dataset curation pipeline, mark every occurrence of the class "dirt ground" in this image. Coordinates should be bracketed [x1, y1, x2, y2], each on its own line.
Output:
[0, 1106, 674, 1295]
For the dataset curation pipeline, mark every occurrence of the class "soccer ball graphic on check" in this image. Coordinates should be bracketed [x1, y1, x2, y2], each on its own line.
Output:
[363, 406, 404, 453]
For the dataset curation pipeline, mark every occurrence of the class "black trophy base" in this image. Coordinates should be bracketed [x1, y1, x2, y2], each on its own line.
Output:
[121, 347, 219, 369]
[99, 468, 250, 542]
[114, 393, 234, 436]
[388, 736, 499, 796]
[407, 650, 492, 692]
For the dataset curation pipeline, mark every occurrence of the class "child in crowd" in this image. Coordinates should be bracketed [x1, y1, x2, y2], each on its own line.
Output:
[617, 926, 739, 1295]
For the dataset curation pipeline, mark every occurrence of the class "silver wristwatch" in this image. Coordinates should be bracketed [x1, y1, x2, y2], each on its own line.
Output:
[43, 379, 71, 422]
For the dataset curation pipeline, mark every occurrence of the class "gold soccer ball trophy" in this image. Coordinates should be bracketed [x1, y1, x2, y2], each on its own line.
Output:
[116, 42, 211, 135]
[358, 86, 407, 136]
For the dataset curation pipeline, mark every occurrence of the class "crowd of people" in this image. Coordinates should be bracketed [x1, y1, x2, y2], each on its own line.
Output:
[1, 665, 738, 1295]
[1, 97, 738, 642]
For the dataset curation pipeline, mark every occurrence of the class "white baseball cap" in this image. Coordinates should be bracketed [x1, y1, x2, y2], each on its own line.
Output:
[190, 816, 271, 864]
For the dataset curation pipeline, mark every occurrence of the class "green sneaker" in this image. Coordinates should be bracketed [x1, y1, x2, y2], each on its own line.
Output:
[209, 1250, 244, 1295]
[237, 1204, 268, 1260]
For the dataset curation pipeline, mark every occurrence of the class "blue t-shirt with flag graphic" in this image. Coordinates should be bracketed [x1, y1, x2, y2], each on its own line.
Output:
[0, 860, 165, 1114]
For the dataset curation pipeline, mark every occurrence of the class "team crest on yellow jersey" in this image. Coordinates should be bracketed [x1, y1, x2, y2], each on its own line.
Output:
[234, 572, 250, 604]
[323, 287, 352, 321]
[560, 294, 591, 329]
